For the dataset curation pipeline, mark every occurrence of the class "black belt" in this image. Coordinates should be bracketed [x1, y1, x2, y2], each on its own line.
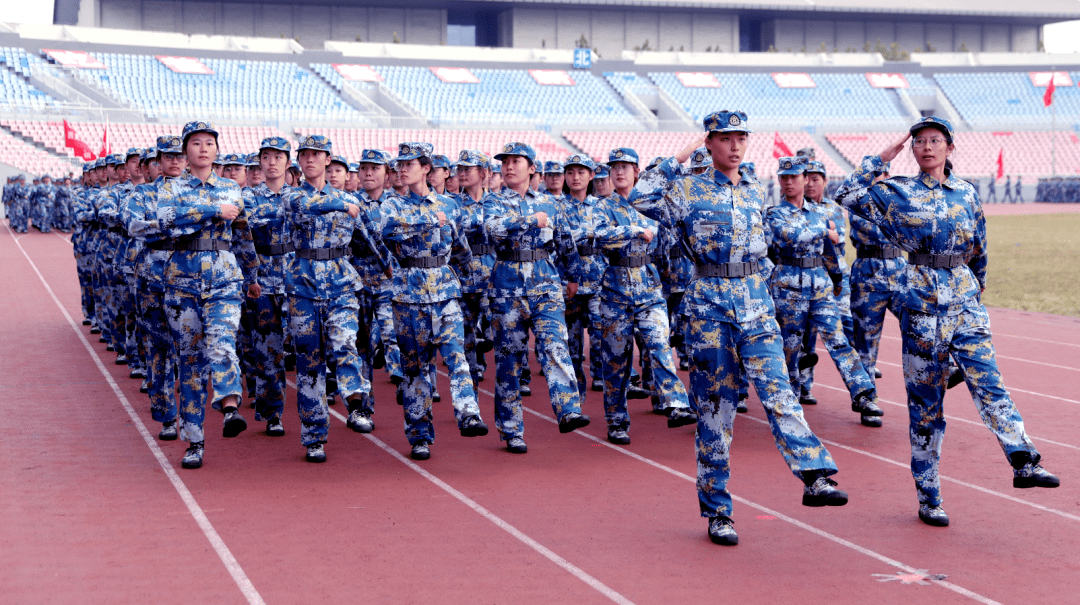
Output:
[296, 247, 349, 260]
[399, 256, 447, 269]
[145, 240, 173, 251]
[577, 245, 598, 256]
[670, 247, 685, 259]
[909, 252, 965, 269]
[777, 254, 823, 269]
[174, 239, 230, 252]
[857, 245, 903, 260]
[255, 243, 295, 256]
[608, 254, 651, 268]
[695, 260, 760, 278]
[470, 244, 495, 256]
[498, 249, 550, 262]
[108, 226, 124, 234]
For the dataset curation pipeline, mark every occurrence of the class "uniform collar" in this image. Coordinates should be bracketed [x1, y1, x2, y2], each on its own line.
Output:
[918, 172, 962, 191]
[300, 180, 333, 195]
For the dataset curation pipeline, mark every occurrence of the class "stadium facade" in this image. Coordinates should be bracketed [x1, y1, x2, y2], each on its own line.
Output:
[56, 0, 1080, 56]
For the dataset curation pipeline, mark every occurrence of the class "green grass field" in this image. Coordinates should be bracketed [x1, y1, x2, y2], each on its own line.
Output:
[843, 213, 1080, 317]
[981, 213, 1080, 317]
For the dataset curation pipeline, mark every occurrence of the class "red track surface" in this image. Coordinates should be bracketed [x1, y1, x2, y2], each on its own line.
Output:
[2, 223, 1078, 604]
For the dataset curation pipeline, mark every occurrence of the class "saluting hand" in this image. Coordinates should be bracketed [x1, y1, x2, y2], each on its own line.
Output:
[880, 132, 911, 163]
[219, 204, 240, 220]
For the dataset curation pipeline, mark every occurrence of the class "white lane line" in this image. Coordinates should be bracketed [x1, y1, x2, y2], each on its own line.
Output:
[881, 335, 1080, 371]
[876, 360, 1080, 406]
[282, 379, 635, 605]
[813, 382, 1079, 452]
[54, 231, 73, 245]
[9, 225, 266, 605]
[993, 333, 1080, 349]
[452, 372, 999, 605]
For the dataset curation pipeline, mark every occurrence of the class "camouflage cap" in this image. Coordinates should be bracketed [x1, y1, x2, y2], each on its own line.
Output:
[259, 136, 291, 154]
[703, 110, 752, 134]
[455, 149, 488, 169]
[645, 156, 666, 172]
[142, 147, 159, 161]
[542, 160, 564, 174]
[563, 153, 595, 171]
[909, 116, 954, 144]
[430, 154, 451, 170]
[359, 149, 392, 165]
[221, 153, 246, 166]
[105, 153, 124, 166]
[348, 162, 359, 173]
[689, 147, 712, 169]
[494, 142, 536, 164]
[245, 153, 260, 167]
[181, 120, 219, 144]
[489, 161, 501, 174]
[740, 162, 757, 179]
[594, 163, 610, 179]
[607, 147, 639, 166]
[397, 142, 433, 162]
[330, 154, 350, 168]
[125, 147, 142, 160]
[795, 146, 816, 160]
[805, 160, 827, 177]
[776, 155, 808, 176]
[297, 134, 332, 153]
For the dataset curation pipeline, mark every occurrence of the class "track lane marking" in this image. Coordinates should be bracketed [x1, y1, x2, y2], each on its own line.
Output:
[447, 372, 1001, 605]
[874, 359, 1080, 407]
[282, 378, 636, 605]
[881, 335, 1080, 371]
[9, 225, 266, 605]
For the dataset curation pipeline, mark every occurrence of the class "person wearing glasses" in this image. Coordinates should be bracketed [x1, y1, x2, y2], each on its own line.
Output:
[836, 117, 1059, 527]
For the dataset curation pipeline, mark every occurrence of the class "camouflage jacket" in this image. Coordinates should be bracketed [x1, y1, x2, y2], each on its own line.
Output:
[764, 198, 843, 302]
[848, 211, 906, 293]
[381, 188, 473, 304]
[594, 192, 664, 306]
[248, 183, 295, 295]
[561, 193, 608, 295]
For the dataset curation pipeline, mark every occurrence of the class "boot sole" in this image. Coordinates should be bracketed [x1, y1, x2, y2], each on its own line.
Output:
[1013, 477, 1060, 488]
[802, 494, 849, 507]
[919, 511, 950, 527]
[559, 416, 590, 433]
[709, 532, 739, 546]
[667, 414, 698, 428]
[223, 417, 248, 438]
[460, 425, 489, 437]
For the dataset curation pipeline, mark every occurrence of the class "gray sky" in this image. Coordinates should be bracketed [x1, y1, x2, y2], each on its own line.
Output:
[1, 1, 1079, 52]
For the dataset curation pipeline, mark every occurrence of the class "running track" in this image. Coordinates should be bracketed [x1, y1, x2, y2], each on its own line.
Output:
[2, 220, 1077, 604]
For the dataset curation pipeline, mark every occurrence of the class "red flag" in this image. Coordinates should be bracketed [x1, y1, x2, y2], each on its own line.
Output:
[99, 124, 111, 158]
[996, 148, 1004, 179]
[1043, 75, 1056, 107]
[63, 120, 97, 161]
[772, 132, 793, 159]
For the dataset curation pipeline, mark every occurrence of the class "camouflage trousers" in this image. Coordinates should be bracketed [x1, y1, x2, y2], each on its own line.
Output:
[289, 293, 368, 447]
[775, 296, 874, 401]
[247, 293, 287, 422]
[165, 286, 243, 444]
[489, 293, 582, 441]
[900, 307, 1039, 507]
[374, 287, 403, 381]
[565, 292, 602, 399]
[353, 288, 379, 416]
[393, 299, 480, 445]
[136, 280, 175, 424]
[8, 203, 28, 231]
[687, 315, 838, 518]
[797, 275, 854, 396]
[599, 297, 690, 430]
[76, 250, 96, 323]
[667, 291, 689, 364]
[851, 283, 901, 387]
[32, 204, 52, 232]
[461, 292, 489, 385]
[118, 269, 143, 372]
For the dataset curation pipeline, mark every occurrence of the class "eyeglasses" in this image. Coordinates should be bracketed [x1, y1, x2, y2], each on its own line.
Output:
[913, 137, 947, 148]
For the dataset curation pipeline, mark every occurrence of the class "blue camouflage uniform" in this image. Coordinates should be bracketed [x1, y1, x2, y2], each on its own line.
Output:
[157, 122, 260, 449]
[560, 153, 607, 397]
[765, 156, 879, 423]
[9, 177, 30, 232]
[380, 142, 486, 449]
[835, 116, 1045, 510]
[847, 163, 906, 382]
[246, 137, 295, 426]
[283, 134, 382, 450]
[125, 136, 184, 432]
[631, 111, 841, 521]
[483, 142, 589, 446]
[31, 179, 56, 232]
[452, 149, 496, 387]
[595, 148, 693, 439]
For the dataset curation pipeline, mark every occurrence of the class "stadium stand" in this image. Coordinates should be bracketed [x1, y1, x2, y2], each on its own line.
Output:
[826, 130, 1080, 178]
[0, 48, 60, 109]
[934, 71, 1080, 129]
[648, 72, 911, 130]
[67, 54, 366, 124]
[361, 65, 636, 127]
[1, 120, 287, 159]
[293, 127, 572, 164]
[0, 127, 76, 175]
[563, 130, 846, 177]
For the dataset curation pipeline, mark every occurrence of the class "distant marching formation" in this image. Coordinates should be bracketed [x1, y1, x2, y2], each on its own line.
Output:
[11, 112, 1058, 547]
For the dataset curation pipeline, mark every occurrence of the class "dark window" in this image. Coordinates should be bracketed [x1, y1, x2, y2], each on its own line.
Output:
[739, 16, 763, 52]
[448, 9, 499, 47]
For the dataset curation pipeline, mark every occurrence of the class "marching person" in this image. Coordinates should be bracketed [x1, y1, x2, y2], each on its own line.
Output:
[156, 122, 260, 469]
[380, 142, 489, 460]
[483, 142, 590, 454]
[452, 150, 496, 388]
[632, 111, 850, 546]
[836, 116, 1059, 527]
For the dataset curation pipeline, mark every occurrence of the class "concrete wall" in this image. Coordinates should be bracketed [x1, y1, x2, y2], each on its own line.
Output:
[93, 0, 447, 47]
[768, 18, 1040, 54]
[510, 8, 737, 57]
